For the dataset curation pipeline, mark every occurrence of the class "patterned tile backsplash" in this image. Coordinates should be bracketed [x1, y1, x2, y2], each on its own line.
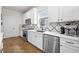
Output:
[47, 21, 79, 33]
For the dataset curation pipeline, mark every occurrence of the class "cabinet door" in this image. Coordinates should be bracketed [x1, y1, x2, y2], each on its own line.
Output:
[61, 6, 79, 22]
[28, 31, 43, 50]
[48, 6, 59, 22]
[28, 31, 35, 44]
[23, 8, 38, 24]
[73, 6, 79, 21]
[23, 10, 32, 24]
[31, 8, 38, 24]
[60, 38, 79, 53]
[60, 42, 79, 53]
[33, 32, 43, 50]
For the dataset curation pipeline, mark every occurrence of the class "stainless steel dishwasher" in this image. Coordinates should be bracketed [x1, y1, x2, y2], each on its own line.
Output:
[43, 34, 60, 53]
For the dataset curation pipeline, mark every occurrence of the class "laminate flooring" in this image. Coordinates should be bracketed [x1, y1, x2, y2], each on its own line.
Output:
[3, 36, 42, 53]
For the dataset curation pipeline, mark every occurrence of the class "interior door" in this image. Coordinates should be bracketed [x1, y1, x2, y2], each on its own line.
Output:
[2, 9, 18, 38]
[3, 16, 17, 38]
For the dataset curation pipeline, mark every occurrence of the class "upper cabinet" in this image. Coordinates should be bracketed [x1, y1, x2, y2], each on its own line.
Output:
[23, 6, 79, 24]
[48, 6, 59, 22]
[23, 8, 38, 24]
[61, 6, 79, 22]
[48, 6, 79, 22]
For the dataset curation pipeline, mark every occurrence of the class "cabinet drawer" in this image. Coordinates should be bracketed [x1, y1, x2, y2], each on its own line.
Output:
[60, 38, 79, 48]
[60, 37, 79, 53]
[60, 42, 79, 53]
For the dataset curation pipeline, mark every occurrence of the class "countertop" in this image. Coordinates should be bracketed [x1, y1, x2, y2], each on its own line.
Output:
[44, 31, 79, 41]
[28, 30, 79, 41]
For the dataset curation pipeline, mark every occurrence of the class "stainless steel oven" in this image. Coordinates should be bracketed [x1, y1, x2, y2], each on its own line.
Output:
[23, 30, 28, 42]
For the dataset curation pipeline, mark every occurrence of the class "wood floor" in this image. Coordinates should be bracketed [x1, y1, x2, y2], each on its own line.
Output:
[3, 36, 42, 53]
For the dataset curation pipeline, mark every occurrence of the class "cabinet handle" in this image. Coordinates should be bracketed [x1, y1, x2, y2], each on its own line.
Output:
[65, 41, 74, 44]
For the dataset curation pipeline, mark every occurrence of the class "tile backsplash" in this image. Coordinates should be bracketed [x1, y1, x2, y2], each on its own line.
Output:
[47, 21, 79, 33]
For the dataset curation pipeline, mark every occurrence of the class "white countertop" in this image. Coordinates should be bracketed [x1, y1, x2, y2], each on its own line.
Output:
[28, 30, 79, 41]
[44, 31, 79, 41]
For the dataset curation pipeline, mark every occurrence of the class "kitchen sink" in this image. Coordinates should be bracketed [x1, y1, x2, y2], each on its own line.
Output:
[37, 30, 45, 32]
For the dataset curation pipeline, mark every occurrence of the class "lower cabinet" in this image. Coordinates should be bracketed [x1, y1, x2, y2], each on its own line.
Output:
[28, 31, 43, 50]
[28, 31, 79, 53]
[60, 37, 79, 53]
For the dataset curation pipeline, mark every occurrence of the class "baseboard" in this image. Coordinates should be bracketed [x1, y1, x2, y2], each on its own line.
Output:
[4, 36, 20, 39]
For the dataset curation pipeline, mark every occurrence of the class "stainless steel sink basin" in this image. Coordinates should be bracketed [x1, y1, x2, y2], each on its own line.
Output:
[37, 30, 45, 32]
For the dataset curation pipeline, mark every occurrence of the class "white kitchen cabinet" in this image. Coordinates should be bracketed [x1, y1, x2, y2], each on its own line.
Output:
[48, 6, 79, 22]
[28, 30, 43, 50]
[48, 6, 59, 22]
[61, 6, 79, 22]
[33, 32, 43, 50]
[28, 31, 35, 44]
[60, 43, 79, 53]
[23, 8, 38, 24]
[60, 37, 79, 53]
[61, 6, 75, 21]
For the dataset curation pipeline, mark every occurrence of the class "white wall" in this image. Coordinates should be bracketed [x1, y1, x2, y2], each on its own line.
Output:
[2, 8, 23, 38]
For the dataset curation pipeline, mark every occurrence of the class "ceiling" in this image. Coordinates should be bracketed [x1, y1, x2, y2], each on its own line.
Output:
[2, 6, 34, 13]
